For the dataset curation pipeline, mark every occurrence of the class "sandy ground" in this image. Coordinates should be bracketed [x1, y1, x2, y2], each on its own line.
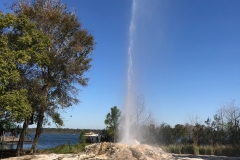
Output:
[1, 154, 240, 160]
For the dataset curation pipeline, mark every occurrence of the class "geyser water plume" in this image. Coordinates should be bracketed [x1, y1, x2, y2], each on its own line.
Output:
[121, 0, 137, 145]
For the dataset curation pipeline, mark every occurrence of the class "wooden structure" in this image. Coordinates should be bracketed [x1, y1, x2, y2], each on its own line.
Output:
[84, 132, 100, 143]
[0, 135, 32, 145]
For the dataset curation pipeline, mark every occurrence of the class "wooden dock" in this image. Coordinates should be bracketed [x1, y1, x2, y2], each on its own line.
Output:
[0, 136, 32, 144]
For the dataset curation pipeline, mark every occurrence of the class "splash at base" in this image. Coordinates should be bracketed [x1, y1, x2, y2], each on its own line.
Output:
[120, 138, 140, 146]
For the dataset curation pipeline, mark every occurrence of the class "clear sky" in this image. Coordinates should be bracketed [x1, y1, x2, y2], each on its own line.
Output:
[1, 0, 240, 129]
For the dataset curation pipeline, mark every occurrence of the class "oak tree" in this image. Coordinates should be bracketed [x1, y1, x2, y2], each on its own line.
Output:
[0, 11, 51, 155]
[11, 0, 95, 153]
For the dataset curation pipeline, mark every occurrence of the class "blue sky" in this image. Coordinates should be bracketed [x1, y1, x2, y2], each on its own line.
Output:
[1, 0, 240, 129]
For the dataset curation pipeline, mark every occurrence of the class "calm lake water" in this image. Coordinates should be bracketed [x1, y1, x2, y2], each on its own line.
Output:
[22, 134, 80, 150]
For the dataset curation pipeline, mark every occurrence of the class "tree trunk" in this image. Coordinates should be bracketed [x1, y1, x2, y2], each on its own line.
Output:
[16, 119, 29, 156]
[30, 110, 44, 153]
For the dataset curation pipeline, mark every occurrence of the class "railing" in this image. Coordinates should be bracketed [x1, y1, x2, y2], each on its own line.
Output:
[0, 135, 32, 144]
[2, 136, 19, 142]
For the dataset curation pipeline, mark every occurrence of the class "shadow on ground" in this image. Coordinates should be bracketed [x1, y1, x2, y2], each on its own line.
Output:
[173, 154, 240, 160]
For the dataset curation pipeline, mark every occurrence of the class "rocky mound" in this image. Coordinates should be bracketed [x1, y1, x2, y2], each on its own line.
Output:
[2, 143, 174, 160]
[3, 143, 240, 160]
[79, 142, 173, 160]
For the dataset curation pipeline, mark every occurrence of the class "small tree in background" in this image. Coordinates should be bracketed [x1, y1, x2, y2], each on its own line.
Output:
[132, 95, 153, 141]
[79, 130, 86, 146]
[173, 124, 188, 144]
[222, 100, 240, 145]
[104, 106, 121, 142]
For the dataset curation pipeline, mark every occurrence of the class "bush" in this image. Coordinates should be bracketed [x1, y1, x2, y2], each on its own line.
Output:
[79, 130, 86, 146]
[168, 145, 181, 154]
[42, 143, 86, 154]
[232, 145, 240, 156]
[181, 144, 194, 154]
[162, 144, 240, 157]
[198, 145, 212, 155]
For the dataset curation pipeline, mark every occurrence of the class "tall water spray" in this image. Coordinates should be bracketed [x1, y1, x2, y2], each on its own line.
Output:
[121, 0, 137, 144]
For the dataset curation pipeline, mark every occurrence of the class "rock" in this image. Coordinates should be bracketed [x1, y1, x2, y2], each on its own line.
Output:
[79, 142, 174, 160]
[0, 143, 172, 160]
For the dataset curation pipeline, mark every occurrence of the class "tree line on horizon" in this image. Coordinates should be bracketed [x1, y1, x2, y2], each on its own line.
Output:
[103, 100, 240, 147]
[27, 128, 102, 134]
[0, 0, 94, 156]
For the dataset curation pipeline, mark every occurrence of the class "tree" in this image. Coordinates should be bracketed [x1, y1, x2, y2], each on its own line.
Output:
[158, 123, 174, 145]
[11, 0, 95, 153]
[132, 95, 153, 141]
[0, 11, 50, 155]
[79, 130, 86, 146]
[141, 123, 157, 144]
[104, 106, 121, 142]
[173, 124, 188, 144]
[222, 100, 240, 145]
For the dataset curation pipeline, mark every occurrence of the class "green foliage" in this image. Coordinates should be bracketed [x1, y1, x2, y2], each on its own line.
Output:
[42, 143, 86, 154]
[79, 130, 86, 145]
[159, 123, 174, 145]
[181, 145, 194, 154]
[10, 0, 95, 152]
[0, 119, 22, 137]
[173, 124, 188, 143]
[0, 89, 32, 122]
[198, 145, 213, 155]
[161, 144, 193, 154]
[161, 145, 182, 154]
[11, 0, 95, 127]
[47, 111, 63, 127]
[0, 11, 50, 122]
[104, 106, 121, 142]
[162, 144, 240, 157]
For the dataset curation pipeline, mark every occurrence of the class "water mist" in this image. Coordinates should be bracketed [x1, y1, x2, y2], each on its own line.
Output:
[121, 0, 137, 145]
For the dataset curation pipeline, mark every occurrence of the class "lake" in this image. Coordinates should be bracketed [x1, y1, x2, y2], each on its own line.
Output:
[4, 134, 80, 150]
[29, 134, 80, 149]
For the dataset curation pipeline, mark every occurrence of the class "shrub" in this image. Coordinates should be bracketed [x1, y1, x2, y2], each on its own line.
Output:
[198, 145, 212, 155]
[79, 130, 86, 146]
[42, 143, 86, 154]
[181, 144, 194, 154]
[159, 144, 240, 157]
[232, 145, 240, 156]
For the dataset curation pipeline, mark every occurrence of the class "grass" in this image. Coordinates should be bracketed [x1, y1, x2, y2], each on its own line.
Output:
[161, 144, 194, 154]
[41, 142, 240, 157]
[40, 142, 87, 154]
[161, 144, 240, 157]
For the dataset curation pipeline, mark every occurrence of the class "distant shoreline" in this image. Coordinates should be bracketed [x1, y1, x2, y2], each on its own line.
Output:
[27, 128, 103, 134]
